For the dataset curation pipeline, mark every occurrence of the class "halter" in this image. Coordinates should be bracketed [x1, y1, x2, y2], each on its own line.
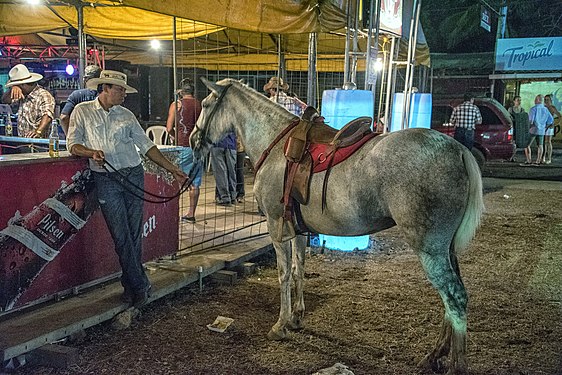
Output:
[194, 83, 233, 147]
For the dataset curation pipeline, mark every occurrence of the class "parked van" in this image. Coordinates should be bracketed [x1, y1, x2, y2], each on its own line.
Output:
[431, 97, 516, 167]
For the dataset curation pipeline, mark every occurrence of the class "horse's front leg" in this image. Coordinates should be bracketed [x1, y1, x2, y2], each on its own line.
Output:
[288, 235, 306, 330]
[267, 236, 293, 341]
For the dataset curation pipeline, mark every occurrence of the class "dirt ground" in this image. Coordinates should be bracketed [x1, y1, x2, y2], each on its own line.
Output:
[14, 178, 562, 375]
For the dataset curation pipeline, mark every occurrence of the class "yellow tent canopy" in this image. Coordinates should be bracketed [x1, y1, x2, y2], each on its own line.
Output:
[0, 1, 429, 71]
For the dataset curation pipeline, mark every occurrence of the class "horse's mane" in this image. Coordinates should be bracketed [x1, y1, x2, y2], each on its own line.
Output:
[217, 78, 295, 121]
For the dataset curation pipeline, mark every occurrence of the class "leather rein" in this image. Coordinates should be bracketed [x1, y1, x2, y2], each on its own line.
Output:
[253, 117, 300, 175]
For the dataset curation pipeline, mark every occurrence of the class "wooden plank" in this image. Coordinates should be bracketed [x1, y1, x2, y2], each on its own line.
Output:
[0, 241, 272, 362]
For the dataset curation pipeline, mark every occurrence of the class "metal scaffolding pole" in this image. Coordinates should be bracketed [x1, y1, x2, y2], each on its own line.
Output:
[172, 17, 178, 146]
[383, 36, 396, 134]
[364, 0, 381, 90]
[77, 3, 86, 88]
[307, 32, 318, 107]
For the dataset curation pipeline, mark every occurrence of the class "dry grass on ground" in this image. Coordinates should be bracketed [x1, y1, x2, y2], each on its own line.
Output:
[15, 180, 562, 375]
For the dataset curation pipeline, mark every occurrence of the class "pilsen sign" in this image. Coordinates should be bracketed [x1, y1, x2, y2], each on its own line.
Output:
[495, 37, 562, 71]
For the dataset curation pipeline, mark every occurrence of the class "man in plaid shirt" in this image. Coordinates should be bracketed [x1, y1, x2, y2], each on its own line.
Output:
[449, 93, 482, 150]
[264, 76, 307, 117]
[2, 64, 55, 139]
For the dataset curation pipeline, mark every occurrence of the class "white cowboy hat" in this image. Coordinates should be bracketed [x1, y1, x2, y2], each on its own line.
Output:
[263, 76, 289, 92]
[86, 70, 138, 93]
[6, 64, 43, 88]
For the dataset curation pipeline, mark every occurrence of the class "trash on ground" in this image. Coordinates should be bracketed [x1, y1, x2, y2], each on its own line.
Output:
[312, 363, 355, 375]
[207, 316, 234, 333]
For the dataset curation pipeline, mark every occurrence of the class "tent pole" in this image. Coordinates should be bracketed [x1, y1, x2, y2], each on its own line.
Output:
[77, 3, 85, 88]
[404, 0, 421, 129]
[307, 32, 317, 107]
[401, 0, 418, 130]
[383, 36, 396, 134]
[343, 0, 352, 84]
[350, 0, 360, 84]
[365, 0, 381, 90]
[172, 16, 178, 146]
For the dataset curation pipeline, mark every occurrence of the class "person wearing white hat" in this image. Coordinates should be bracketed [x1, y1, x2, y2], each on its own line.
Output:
[67, 69, 187, 307]
[60, 65, 102, 135]
[2, 63, 55, 138]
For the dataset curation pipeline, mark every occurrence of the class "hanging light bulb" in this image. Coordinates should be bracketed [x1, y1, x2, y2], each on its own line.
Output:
[150, 40, 161, 50]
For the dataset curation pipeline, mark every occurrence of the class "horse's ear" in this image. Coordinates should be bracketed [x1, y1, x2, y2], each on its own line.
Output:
[201, 77, 224, 97]
[239, 79, 245, 84]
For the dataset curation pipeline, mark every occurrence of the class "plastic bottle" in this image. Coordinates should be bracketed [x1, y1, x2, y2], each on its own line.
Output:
[49, 120, 60, 158]
[5, 115, 13, 137]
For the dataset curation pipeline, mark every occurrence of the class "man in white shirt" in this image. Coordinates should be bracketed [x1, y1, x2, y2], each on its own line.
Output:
[67, 70, 186, 307]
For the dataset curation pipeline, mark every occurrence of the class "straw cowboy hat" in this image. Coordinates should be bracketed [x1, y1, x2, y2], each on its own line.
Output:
[263, 76, 289, 92]
[86, 69, 138, 93]
[6, 64, 43, 88]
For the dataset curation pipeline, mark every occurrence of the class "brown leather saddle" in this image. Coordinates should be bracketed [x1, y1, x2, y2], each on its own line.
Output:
[282, 107, 375, 222]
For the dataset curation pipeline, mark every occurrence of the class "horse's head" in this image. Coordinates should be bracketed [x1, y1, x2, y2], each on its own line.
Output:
[190, 77, 236, 161]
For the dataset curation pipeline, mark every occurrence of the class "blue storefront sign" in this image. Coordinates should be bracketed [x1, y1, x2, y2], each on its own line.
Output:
[495, 37, 562, 71]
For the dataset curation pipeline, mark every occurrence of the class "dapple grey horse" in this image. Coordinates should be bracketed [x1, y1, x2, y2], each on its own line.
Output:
[190, 78, 483, 375]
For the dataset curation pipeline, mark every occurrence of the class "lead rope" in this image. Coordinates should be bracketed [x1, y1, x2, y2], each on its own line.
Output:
[101, 159, 198, 204]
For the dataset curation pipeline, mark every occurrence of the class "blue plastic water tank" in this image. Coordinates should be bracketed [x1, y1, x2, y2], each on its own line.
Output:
[317, 89, 374, 251]
[321, 89, 374, 129]
[390, 93, 432, 132]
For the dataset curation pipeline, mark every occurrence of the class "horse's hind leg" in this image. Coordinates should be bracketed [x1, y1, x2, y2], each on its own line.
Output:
[289, 235, 306, 330]
[417, 251, 468, 375]
[267, 238, 293, 341]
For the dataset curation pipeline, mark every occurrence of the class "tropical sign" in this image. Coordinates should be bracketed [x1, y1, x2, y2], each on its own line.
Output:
[495, 37, 562, 71]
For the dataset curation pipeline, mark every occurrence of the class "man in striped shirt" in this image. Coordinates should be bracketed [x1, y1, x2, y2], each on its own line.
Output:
[449, 93, 482, 150]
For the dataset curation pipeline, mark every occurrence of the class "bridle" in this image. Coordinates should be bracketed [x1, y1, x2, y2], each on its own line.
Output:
[193, 83, 232, 148]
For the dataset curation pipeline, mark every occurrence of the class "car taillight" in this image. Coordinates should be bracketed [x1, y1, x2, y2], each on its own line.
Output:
[507, 128, 513, 142]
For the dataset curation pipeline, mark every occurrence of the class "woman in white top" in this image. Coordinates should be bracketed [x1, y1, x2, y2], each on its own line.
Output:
[543, 94, 560, 164]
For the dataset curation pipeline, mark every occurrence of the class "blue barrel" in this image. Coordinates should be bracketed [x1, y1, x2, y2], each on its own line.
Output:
[317, 89, 373, 251]
[390, 93, 432, 132]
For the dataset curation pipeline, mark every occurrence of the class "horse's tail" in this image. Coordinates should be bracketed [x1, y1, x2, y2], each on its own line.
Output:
[453, 147, 484, 253]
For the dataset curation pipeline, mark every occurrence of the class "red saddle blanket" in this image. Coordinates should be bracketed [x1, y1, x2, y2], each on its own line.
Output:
[309, 132, 378, 173]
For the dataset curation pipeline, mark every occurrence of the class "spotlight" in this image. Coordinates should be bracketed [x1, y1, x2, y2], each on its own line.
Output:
[374, 58, 384, 71]
[26, 0, 41, 4]
[65, 64, 75, 75]
[150, 40, 161, 50]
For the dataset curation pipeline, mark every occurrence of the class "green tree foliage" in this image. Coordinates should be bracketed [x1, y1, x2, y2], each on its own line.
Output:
[421, 0, 562, 53]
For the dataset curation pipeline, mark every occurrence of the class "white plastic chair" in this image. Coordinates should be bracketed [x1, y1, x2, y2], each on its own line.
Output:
[145, 125, 170, 145]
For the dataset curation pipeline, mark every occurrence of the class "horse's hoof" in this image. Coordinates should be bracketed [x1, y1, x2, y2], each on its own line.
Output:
[446, 368, 468, 375]
[287, 316, 304, 331]
[267, 328, 287, 341]
[418, 354, 446, 374]
[445, 362, 469, 375]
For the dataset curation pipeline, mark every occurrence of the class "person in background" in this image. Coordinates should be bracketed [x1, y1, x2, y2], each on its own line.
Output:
[543, 94, 560, 165]
[165, 78, 203, 223]
[67, 70, 187, 307]
[2, 64, 55, 138]
[60, 65, 101, 135]
[263, 76, 307, 117]
[235, 137, 246, 203]
[210, 131, 237, 206]
[508, 95, 529, 157]
[525, 94, 554, 165]
[449, 92, 482, 150]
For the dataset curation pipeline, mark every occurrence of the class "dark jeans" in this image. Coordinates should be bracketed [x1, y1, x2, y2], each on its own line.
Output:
[454, 127, 474, 150]
[93, 164, 150, 294]
[210, 146, 237, 203]
[236, 151, 246, 198]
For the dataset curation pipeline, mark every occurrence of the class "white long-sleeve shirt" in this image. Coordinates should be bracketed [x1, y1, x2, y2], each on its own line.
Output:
[67, 98, 154, 172]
